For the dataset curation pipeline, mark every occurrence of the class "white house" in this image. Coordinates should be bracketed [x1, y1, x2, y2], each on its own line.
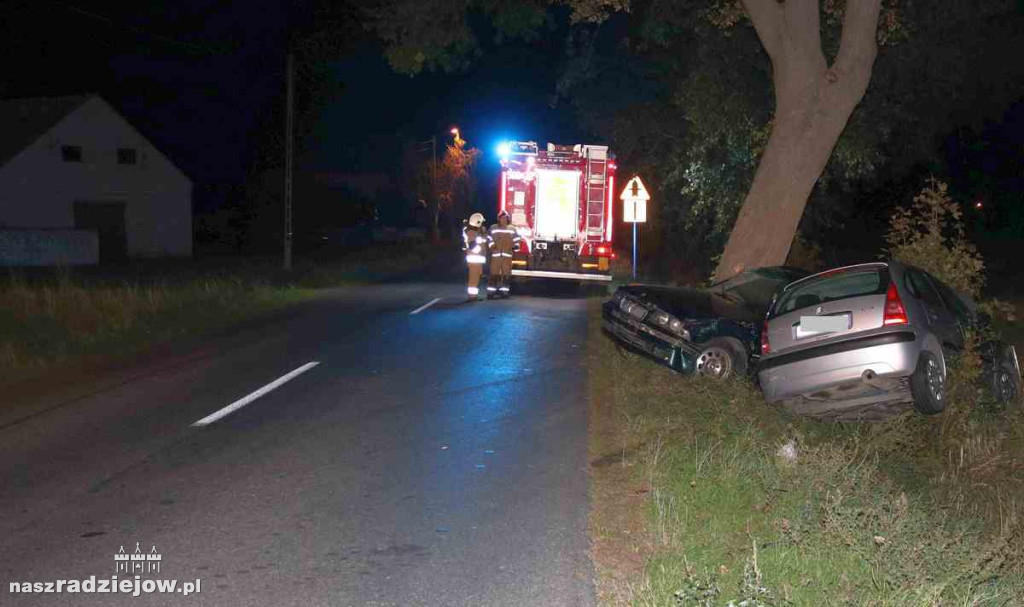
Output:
[0, 94, 192, 263]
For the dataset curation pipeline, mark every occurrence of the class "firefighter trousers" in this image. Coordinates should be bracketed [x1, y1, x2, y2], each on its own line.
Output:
[467, 262, 484, 297]
[488, 257, 512, 294]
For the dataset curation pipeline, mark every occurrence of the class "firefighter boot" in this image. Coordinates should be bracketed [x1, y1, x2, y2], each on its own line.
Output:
[467, 263, 484, 301]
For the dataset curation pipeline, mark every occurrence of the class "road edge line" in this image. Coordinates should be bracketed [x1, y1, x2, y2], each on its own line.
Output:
[192, 361, 320, 427]
[410, 297, 443, 315]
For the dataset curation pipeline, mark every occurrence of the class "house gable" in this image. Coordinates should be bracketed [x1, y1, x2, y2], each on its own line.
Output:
[0, 95, 91, 168]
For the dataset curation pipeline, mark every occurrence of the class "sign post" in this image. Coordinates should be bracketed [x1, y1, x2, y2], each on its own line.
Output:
[620, 176, 650, 281]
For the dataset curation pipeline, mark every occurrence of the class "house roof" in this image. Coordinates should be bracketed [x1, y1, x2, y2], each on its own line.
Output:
[0, 94, 93, 167]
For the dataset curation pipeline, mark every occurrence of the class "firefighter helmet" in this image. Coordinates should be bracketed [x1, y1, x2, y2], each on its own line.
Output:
[497, 210, 510, 222]
[468, 213, 485, 228]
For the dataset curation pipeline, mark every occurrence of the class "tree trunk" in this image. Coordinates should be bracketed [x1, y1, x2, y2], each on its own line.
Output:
[715, 90, 861, 278]
[714, 0, 882, 281]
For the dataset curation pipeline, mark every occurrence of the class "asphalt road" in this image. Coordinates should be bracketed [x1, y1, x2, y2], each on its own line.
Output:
[0, 280, 600, 606]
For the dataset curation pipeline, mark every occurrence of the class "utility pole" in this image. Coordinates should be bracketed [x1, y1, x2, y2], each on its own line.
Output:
[431, 135, 438, 239]
[283, 52, 295, 272]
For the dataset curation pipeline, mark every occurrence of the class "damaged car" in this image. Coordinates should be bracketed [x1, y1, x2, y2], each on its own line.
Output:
[602, 266, 808, 378]
[758, 261, 1022, 420]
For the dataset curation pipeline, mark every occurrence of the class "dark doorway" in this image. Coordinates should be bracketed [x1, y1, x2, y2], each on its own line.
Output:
[73, 202, 127, 263]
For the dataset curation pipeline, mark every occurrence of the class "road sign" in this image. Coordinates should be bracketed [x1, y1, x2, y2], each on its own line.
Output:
[621, 176, 650, 201]
[620, 176, 649, 224]
[620, 176, 651, 280]
[622, 199, 647, 223]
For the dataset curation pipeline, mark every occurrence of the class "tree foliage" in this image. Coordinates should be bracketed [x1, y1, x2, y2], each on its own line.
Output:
[883, 178, 985, 298]
[438, 134, 483, 226]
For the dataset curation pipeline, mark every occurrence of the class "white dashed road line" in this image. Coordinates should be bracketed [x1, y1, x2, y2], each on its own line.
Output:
[192, 362, 320, 427]
[410, 297, 443, 315]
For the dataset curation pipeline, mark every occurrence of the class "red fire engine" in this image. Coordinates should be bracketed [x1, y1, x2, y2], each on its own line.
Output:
[498, 140, 616, 282]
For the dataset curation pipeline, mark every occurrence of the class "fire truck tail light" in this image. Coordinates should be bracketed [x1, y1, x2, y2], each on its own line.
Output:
[606, 175, 614, 242]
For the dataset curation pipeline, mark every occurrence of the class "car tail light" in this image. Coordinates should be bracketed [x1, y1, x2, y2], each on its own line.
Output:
[883, 281, 908, 325]
[760, 319, 771, 355]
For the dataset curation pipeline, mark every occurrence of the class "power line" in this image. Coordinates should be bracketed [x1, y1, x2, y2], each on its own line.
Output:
[44, 0, 228, 56]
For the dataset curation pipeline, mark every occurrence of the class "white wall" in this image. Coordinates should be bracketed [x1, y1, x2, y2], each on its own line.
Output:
[0, 96, 193, 258]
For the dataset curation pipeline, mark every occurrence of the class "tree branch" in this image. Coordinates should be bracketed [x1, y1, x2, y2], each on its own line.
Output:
[831, 0, 882, 105]
[740, 0, 784, 60]
[780, 0, 825, 70]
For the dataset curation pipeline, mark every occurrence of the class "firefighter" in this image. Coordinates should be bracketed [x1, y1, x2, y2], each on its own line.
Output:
[462, 212, 488, 301]
[487, 210, 520, 299]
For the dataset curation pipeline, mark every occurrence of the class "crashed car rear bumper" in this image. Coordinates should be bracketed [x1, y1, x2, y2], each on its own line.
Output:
[757, 331, 921, 403]
[602, 301, 700, 372]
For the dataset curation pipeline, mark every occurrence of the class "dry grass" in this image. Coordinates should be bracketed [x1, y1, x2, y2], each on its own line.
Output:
[0, 272, 308, 383]
[0, 244, 452, 386]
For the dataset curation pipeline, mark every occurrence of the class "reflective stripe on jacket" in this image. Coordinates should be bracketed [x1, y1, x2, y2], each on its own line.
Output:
[463, 225, 487, 264]
[487, 225, 520, 258]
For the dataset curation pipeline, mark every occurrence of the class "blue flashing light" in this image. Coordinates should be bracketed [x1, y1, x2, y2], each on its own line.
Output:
[496, 142, 510, 159]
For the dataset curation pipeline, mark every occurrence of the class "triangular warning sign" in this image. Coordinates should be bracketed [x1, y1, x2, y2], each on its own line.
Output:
[620, 176, 650, 202]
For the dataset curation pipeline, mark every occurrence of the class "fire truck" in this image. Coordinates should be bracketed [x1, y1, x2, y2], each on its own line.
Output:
[497, 140, 617, 282]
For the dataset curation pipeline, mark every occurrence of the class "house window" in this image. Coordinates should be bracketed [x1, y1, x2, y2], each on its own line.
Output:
[117, 148, 137, 165]
[62, 145, 83, 162]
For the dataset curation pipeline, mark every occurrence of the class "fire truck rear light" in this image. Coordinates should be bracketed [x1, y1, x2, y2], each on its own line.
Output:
[512, 260, 527, 266]
[582, 263, 599, 269]
[596, 246, 608, 255]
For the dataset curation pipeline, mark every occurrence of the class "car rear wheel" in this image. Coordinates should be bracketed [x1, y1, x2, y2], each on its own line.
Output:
[992, 346, 1022, 405]
[909, 351, 946, 415]
[695, 338, 747, 380]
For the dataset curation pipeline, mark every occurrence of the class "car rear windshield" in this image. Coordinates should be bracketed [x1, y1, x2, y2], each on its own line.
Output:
[770, 266, 890, 318]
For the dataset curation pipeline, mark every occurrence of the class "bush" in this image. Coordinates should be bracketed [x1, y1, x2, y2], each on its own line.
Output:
[883, 177, 985, 298]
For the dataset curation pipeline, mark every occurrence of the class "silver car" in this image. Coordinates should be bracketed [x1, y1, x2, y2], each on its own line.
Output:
[757, 261, 1021, 419]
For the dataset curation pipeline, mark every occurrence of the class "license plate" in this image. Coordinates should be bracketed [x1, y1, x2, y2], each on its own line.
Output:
[797, 314, 849, 338]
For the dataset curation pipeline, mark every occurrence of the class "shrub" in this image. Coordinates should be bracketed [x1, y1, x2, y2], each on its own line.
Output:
[883, 177, 985, 298]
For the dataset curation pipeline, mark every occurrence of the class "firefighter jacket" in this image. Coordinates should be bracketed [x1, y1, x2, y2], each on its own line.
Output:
[487, 224, 520, 258]
[462, 225, 487, 264]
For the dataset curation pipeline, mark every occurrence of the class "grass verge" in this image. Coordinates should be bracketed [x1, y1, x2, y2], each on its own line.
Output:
[587, 299, 1024, 606]
[0, 243, 452, 387]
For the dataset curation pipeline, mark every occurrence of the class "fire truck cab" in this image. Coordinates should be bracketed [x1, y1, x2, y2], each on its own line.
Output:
[498, 140, 616, 282]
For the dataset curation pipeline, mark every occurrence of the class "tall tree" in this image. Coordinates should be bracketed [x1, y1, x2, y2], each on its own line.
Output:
[710, 0, 882, 279]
